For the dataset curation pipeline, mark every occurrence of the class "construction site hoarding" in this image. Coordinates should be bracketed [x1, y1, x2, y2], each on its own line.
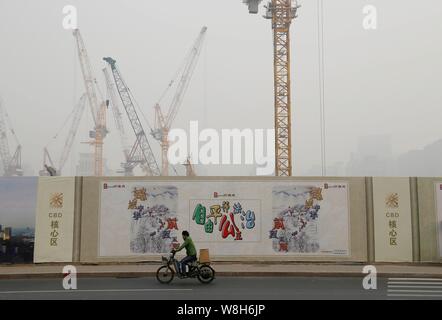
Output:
[34, 177, 75, 263]
[434, 182, 442, 258]
[99, 180, 350, 257]
[416, 178, 442, 262]
[373, 178, 413, 262]
[80, 177, 367, 262]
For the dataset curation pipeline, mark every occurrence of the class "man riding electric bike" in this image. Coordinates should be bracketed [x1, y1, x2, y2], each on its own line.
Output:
[156, 230, 215, 284]
[172, 230, 196, 278]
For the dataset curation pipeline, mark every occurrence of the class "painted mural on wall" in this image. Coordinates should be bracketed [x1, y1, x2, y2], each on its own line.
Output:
[270, 183, 350, 255]
[190, 199, 260, 242]
[128, 186, 179, 254]
[99, 181, 350, 257]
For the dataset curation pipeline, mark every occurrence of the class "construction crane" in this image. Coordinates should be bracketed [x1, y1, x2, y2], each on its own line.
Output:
[183, 156, 196, 177]
[0, 99, 23, 177]
[40, 147, 57, 176]
[103, 67, 136, 176]
[242, 0, 300, 176]
[103, 57, 161, 176]
[40, 94, 87, 176]
[73, 29, 107, 176]
[103, 67, 149, 176]
[151, 26, 207, 176]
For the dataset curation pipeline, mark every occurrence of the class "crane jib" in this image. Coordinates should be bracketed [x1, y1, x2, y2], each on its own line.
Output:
[103, 57, 161, 176]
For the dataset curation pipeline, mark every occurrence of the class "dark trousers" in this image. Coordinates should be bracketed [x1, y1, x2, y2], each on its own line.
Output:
[179, 255, 197, 274]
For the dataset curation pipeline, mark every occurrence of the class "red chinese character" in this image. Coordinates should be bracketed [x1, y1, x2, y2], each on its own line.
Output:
[219, 213, 242, 240]
[279, 242, 288, 252]
[167, 218, 178, 230]
[273, 218, 285, 230]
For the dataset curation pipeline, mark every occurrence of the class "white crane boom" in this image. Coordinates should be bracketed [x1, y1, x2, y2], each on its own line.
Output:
[58, 94, 87, 174]
[73, 29, 107, 176]
[73, 29, 101, 124]
[164, 26, 207, 129]
[0, 99, 22, 176]
[152, 26, 207, 176]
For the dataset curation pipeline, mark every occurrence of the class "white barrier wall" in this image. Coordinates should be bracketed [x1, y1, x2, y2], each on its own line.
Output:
[417, 178, 442, 263]
[27, 176, 442, 264]
[99, 180, 350, 258]
[34, 177, 76, 263]
[434, 182, 442, 258]
[372, 178, 413, 262]
[80, 177, 367, 263]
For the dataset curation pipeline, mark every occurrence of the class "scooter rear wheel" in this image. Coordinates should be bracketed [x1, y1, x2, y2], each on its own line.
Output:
[197, 265, 215, 284]
[156, 266, 175, 284]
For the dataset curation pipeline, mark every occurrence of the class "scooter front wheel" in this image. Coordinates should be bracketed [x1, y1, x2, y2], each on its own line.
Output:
[156, 266, 175, 284]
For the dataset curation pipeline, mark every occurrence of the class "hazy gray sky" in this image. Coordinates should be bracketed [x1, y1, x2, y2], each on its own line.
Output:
[0, 0, 441, 176]
[0, 177, 37, 228]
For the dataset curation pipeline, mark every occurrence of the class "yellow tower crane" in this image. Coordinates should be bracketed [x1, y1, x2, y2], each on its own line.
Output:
[243, 0, 300, 176]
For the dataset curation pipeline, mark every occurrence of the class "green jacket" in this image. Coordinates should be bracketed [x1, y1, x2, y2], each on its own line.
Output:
[177, 236, 197, 257]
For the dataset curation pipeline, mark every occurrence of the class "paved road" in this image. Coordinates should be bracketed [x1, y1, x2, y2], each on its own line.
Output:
[0, 276, 441, 300]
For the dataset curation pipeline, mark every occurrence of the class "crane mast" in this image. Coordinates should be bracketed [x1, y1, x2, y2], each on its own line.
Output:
[103, 67, 135, 176]
[153, 26, 207, 176]
[103, 57, 160, 176]
[244, 0, 299, 176]
[266, 0, 299, 176]
[0, 100, 11, 173]
[73, 29, 107, 176]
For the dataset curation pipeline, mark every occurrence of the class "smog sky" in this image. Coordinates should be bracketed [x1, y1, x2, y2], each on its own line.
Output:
[0, 0, 441, 176]
[0, 177, 37, 228]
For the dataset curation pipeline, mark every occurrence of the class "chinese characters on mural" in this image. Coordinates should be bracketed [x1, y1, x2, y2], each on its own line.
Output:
[386, 193, 399, 246]
[129, 186, 179, 254]
[271, 186, 325, 253]
[49, 193, 63, 247]
[192, 201, 256, 241]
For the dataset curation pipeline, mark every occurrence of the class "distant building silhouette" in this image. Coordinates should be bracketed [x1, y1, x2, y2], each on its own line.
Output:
[346, 135, 394, 176]
[76, 153, 113, 176]
[395, 139, 442, 176]
[3, 227, 12, 241]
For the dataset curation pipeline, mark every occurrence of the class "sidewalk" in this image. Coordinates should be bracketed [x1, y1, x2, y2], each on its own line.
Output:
[1, 263, 442, 279]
